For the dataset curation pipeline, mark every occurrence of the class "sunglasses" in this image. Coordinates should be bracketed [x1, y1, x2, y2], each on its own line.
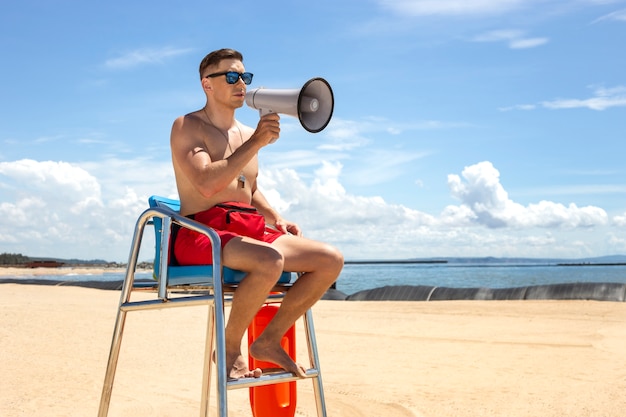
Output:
[205, 71, 254, 85]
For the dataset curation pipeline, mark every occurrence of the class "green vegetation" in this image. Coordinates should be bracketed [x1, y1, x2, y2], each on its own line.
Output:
[0, 253, 152, 269]
[0, 253, 31, 265]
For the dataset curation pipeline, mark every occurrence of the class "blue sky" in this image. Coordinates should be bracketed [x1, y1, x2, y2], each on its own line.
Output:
[1, 0, 625, 262]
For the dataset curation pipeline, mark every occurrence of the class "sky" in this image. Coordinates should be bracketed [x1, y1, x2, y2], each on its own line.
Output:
[1, 0, 625, 262]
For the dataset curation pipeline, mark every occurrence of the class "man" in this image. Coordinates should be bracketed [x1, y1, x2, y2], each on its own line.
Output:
[170, 48, 344, 380]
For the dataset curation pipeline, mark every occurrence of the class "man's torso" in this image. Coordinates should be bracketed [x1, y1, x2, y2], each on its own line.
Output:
[172, 111, 258, 216]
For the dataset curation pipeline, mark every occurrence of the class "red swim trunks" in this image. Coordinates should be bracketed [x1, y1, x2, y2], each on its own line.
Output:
[174, 202, 284, 266]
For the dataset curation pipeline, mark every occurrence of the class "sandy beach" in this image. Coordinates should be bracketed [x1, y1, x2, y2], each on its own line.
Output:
[1, 283, 625, 417]
[0, 266, 138, 277]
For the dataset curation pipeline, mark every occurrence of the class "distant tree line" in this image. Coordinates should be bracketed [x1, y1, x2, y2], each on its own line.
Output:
[0, 252, 153, 269]
[0, 253, 31, 265]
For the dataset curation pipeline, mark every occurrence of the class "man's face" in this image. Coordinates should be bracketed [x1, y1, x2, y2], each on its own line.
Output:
[203, 59, 248, 108]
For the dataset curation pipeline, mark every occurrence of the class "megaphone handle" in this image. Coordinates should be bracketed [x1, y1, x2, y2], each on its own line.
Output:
[259, 109, 279, 143]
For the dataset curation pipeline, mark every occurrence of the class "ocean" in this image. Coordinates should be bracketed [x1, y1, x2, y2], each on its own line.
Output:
[335, 262, 626, 295]
[9, 262, 626, 296]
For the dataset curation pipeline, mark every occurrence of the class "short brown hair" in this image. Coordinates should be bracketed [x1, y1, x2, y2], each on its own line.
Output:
[199, 48, 243, 79]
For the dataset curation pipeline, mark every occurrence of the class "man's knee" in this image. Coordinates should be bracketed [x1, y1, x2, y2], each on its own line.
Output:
[252, 246, 285, 277]
[320, 243, 344, 276]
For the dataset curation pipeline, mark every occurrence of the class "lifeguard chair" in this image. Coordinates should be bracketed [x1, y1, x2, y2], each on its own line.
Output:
[97, 195, 327, 417]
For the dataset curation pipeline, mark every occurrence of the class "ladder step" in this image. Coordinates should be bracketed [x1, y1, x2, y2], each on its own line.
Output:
[227, 368, 319, 390]
[120, 294, 214, 312]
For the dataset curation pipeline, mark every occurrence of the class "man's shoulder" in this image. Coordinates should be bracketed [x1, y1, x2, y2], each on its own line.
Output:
[172, 111, 203, 136]
[179, 111, 203, 125]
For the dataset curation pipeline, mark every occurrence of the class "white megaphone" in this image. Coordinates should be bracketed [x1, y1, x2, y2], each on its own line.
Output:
[245, 77, 334, 136]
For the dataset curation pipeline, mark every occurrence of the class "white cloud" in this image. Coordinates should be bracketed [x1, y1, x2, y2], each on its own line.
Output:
[499, 104, 537, 111]
[343, 148, 430, 187]
[0, 159, 102, 205]
[471, 29, 548, 49]
[318, 116, 450, 153]
[377, 0, 528, 16]
[472, 29, 524, 42]
[542, 85, 626, 110]
[445, 161, 608, 229]
[614, 212, 626, 227]
[321, 119, 372, 151]
[592, 8, 626, 23]
[0, 159, 174, 260]
[509, 37, 549, 49]
[105, 46, 193, 70]
[503, 85, 626, 112]
[259, 160, 614, 259]
[0, 158, 619, 261]
[377, 0, 622, 19]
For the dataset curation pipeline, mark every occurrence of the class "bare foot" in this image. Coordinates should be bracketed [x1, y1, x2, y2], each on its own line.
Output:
[214, 351, 262, 380]
[249, 339, 307, 378]
[228, 354, 262, 379]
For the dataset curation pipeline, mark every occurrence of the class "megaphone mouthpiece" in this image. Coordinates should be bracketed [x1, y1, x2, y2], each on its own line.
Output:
[300, 97, 319, 113]
[245, 77, 334, 133]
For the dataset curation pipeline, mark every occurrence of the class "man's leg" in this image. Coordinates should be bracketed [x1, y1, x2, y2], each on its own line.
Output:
[249, 235, 343, 377]
[221, 237, 286, 379]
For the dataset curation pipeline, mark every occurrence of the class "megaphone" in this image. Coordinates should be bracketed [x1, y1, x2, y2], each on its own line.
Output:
[245, 77, 334, 135]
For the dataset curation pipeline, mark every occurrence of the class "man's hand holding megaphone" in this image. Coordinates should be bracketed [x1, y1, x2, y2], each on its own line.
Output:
[251, 112, 282, 146]
[246, 77, 334, 142]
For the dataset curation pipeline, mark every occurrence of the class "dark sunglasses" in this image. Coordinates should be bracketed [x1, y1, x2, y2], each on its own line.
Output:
[205, 71, 254, 85]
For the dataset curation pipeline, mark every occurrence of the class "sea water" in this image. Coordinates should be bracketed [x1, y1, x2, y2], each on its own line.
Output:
[335, 263, 626, 295]
[10, 263, 626, 296]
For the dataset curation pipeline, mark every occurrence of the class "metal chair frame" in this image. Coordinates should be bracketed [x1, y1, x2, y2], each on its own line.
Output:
[97, 197, 327, 417]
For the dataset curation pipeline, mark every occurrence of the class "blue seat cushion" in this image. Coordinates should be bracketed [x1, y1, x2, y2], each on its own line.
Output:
[167, 265, 292, 286]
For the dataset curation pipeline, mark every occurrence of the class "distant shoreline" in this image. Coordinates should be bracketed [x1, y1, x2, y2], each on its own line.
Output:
[345, 260, 626, 266]
[0, 266, 149, 277]
[557, 263, 626, 266]
[3, 261, 626, 274]
[345, 260, 447, 264]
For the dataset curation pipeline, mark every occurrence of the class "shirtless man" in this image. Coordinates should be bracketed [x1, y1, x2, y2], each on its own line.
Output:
[169, 48, 344, 380]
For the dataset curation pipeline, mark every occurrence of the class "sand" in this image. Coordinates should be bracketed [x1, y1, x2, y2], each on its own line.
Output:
[0, 266, 137, 277]
[1, 283, 625, 417]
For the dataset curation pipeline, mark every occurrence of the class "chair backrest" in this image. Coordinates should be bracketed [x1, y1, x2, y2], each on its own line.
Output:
[148, 195, 180, 279]
[149, 195, 181, 211]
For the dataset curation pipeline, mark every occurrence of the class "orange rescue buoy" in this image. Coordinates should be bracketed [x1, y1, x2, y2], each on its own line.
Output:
[248, 304, 297, 417]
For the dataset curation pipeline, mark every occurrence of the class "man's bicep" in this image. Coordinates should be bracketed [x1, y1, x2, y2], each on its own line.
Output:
[171, 121, 212, 177]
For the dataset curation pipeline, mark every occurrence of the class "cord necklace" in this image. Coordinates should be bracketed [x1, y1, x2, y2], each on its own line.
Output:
[203, 106, 246, 188]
